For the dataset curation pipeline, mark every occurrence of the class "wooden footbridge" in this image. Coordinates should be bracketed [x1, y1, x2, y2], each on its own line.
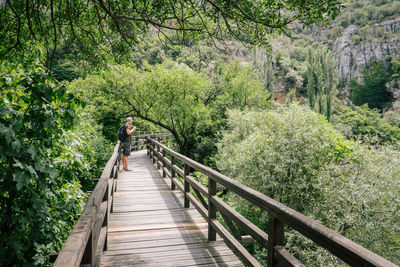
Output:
[54, 133, 397, 267]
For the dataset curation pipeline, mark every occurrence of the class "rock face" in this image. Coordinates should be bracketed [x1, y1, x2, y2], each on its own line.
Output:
[334, 18, 400, 82]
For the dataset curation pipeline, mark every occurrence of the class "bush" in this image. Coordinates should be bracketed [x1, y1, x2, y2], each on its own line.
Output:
[313, 145, 400, 264]
[332, 104, 400, 145]
[216, 104, 400, 265]
[216, 105, 351, 212]
[0, 62, 84, 266]
[350, 61, 392, 110]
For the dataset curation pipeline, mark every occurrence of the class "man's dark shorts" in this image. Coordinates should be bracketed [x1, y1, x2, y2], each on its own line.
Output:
[123, 141, 131, 156]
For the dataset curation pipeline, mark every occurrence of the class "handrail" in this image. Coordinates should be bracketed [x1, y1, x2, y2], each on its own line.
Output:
[131, 132, 171, 151]
[146, 137, 397, 267]
[54, 142, 121, 267]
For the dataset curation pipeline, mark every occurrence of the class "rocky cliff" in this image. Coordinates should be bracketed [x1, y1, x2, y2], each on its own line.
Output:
[334, 18, 400, 83]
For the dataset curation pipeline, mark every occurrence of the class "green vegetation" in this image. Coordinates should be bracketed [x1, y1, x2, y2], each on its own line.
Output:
[0, 60, 111, 266]
[350, 61, 392, 110]
[0, 0, 342, 63]
[1, 0, 400, 266]
[332, 104, 400, 145]
[216, 104, 400, 265]
[69, 60, 271, 160]
[306, 47, 338, 121]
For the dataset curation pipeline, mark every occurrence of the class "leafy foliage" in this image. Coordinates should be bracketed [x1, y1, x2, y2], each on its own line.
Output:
[69, 61, 271, 161]
[305, 47, 338, 121]
[0, 0, 343, 62]
[0, 62, 81, 265]
[0, 61, 113, 266]
[216, 105, 400, 265]
[350, 61, 392, 110]
[216, 105, 351, 211]
[332, 104, 400, 145]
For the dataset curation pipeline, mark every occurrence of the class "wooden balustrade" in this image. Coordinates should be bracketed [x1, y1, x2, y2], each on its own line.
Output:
[131, 132, 171, 151]
[146, 137, 397, 267]
[54, 142, 120, 267]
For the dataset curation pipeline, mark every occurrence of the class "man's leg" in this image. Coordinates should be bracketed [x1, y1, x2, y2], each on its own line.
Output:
[122, 155, 128, 170]
[122, 142, 132, 171]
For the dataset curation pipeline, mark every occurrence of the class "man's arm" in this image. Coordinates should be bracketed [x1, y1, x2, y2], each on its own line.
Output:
[126, 126, 136, 135]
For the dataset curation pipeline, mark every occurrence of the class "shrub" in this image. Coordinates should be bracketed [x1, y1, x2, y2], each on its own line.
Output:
[332, 104, 400, 145]
[216, 104, 400, 265]
[216, 105, 351, 212]
[350, 61, 392, 110]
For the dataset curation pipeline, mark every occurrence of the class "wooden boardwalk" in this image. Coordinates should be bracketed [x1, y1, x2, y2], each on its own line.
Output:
[101, 150, 244, 267]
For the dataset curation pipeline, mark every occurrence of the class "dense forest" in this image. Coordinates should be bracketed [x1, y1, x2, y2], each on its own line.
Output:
[1, 0, 399, 266]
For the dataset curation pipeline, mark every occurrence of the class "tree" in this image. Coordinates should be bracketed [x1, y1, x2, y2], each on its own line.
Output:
[210, 60, 271, 113]
[0, 61, 83, 265]
[69, 60, 271, 156]
[216, 105, 350, 212]
[306, 47, 338, 121]
[350, 61, 392, 110]
[70, 62, 212, 154]
[0, 0, 343, 63]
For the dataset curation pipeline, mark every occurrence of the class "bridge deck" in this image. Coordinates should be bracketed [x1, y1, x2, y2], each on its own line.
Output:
[101, 150, 243, 267]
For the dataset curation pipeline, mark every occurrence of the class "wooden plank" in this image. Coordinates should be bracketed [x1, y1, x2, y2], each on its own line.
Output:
[102, 246, 234, 261]
[108, 222, 208, 234]
[102, 251, 240, 266]
[186, 191, 208, 219]
[107, 227, 214, 244]
[95, 226, 107, 267]
[101, 256, 242, 267]
[104, 240, 231, 256]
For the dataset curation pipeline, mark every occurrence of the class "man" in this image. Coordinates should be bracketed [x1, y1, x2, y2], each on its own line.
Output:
[122, 117, 136, 171]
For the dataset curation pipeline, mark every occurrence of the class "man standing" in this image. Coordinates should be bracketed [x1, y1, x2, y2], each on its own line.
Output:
[122, 117, 136, 171]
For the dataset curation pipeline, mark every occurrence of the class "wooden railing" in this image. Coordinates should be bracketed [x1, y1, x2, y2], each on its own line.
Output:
[131, 132, 171, 151]
[146, 137, 397, 267]
[54, 142, 120, 267]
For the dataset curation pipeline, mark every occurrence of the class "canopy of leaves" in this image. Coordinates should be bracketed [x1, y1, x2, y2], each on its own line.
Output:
[69, 61, 271, 156]
[0, 0, 343, 62]
[70, 62, 213, 153]
[0, 59, 113, 265]
[216, 104, 351, 212]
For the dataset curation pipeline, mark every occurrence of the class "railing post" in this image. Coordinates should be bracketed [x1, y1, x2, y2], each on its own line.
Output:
[162, 149, 166, 177]
[171, 156, 176, 190]
[184, 163, 190, 208]
[156, 145, 161, 169]
[81, 232, 94, 265]
[113, 159, 118, 192]
[103, 182, 109, 252]
[136, 137, 139, 151]
[146, 138, 150, 157]
[267, 214, 284, 267]
[208, 176, 217, 241]
[152, 141, 156, 164]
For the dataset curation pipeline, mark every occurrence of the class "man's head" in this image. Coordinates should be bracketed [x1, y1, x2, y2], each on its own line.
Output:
[126, 117, 133, 125]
